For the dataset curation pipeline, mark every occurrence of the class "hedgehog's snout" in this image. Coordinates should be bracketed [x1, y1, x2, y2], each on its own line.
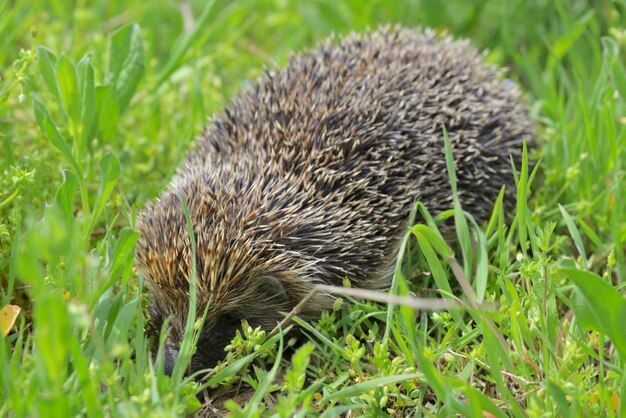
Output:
[190, 313, 247, 372]
[159, 321, 229, 376]
[162, 338, 179, 376]
[154, 312, 243, 375]
[162, 333, 219, 376]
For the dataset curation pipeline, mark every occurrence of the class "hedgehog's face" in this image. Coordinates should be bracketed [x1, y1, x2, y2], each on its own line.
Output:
[148, 300, 248, 375]
[145, 274, 289, 375]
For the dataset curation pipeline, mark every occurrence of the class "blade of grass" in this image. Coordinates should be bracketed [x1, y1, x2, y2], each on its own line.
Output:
[442, 126, 473, 273]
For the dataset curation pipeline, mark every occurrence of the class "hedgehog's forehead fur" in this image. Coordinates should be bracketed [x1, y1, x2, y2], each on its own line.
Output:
[135, 26, 532, 333]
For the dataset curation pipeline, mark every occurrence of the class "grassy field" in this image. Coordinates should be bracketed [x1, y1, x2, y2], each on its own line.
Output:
[1, 0, 625, 416]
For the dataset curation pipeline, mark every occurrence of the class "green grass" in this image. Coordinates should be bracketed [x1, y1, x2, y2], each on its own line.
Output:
[1, 0, 625, 416]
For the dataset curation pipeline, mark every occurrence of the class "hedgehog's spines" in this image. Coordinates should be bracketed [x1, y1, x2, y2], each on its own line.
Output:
[134, 26, 534, 371]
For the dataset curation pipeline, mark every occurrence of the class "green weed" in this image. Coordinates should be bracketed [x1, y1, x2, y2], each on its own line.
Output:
[0, 0, 624, 416]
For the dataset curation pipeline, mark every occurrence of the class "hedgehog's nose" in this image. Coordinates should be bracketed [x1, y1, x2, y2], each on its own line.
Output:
[163, 344, 178, 376]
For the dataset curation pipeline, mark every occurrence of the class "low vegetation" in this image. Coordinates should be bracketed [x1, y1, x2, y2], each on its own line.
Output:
[1, 0, 624, 416]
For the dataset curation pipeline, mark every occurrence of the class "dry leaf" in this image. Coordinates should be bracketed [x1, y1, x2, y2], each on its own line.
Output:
[0, 304, 21, 337]
[611, 392, 620, 412]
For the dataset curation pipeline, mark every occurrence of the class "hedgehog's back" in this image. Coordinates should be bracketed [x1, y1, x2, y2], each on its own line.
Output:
[140, 27, 533, 295]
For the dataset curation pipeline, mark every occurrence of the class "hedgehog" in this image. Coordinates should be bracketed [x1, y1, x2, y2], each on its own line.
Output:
[135, 26, 533, 374]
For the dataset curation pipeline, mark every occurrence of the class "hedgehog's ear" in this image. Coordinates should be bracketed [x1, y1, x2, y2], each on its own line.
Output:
[257, 275, 287, 302]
